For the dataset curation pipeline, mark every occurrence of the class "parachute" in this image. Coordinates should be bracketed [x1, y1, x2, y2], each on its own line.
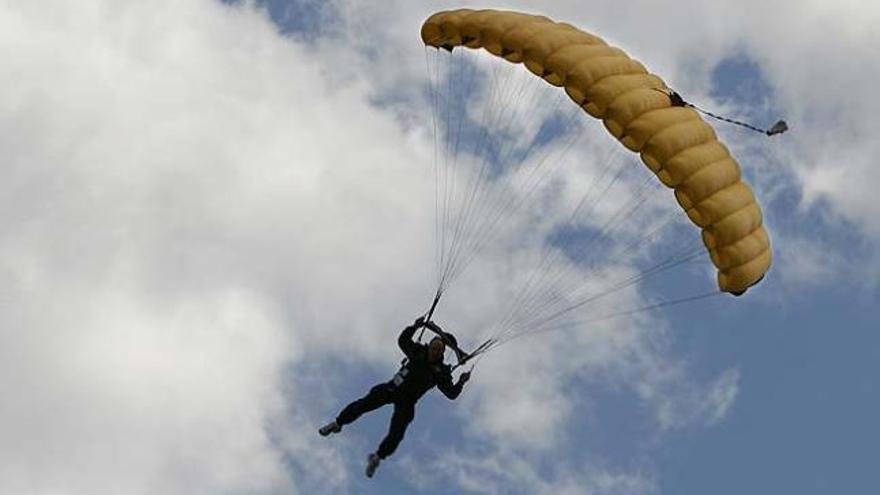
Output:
[421, 9, 772, 295]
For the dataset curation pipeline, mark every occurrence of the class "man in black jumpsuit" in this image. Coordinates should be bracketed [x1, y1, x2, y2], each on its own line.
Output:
[318, 316, 471, 477]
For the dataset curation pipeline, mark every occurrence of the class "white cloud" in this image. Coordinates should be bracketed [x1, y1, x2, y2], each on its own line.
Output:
[0, 1, 435, 493]
[0, 283, 293, 494]
[642, 367, 741, 431]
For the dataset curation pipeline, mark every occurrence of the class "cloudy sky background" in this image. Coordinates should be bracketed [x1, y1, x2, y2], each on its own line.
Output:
[2, 1, 878, 494]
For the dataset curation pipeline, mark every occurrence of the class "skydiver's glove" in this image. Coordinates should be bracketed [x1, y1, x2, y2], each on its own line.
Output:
[459, 371, 471, 384]
[413, 316, 426, 327]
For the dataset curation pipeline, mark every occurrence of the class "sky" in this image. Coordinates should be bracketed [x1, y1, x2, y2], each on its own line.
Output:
[1, 1, 878, 494]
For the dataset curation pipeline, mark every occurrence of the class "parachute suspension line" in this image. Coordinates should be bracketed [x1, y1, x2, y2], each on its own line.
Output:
[493, 232, 705, 347]
[429, 46, 453, 292]
[427, 47, 446, 288]
[554, 289, 723, 330]
[493, 247, 719, 343]
[443, 102, 587, 287]
[443, 128, 567, 287]
[433, 46, 485, 292]
[500, 246, 707, 343]
[508, 152, 696, 329]
[491, 144, 626, 335]
[445, 132, 578, 288]
[662, 89, 789, 137]
[516, 208, 694, 331]
[437, 47, 474, 291]
[430, 46, 490, 292]
[426, 48, 444, 289]
[447, 103, 593, 351]
[454, 96, 588, 289]
[443, 106, 581, 290]
[440, 62, 545, 287]
[576, 207, 690, 284]
[493, 148, 627, 336]
[435, 49, 564, 292]
[563, 245, 705, 317]
[439, 48, 463, 289]
[492, 289, 724, 354]
[496, 162, 668, 337]
[510, 174, 665, 326]
[439, 49, 480, 291]
[435, 48, 508, 290]
[464, 287, 722, 363]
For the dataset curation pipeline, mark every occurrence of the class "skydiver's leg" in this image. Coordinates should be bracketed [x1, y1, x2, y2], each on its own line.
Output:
[336, 383, 393, 426]
[375, 401, 415, 459]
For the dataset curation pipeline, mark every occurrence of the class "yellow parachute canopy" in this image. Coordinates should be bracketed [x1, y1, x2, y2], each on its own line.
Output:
[421, 9, 771, 295]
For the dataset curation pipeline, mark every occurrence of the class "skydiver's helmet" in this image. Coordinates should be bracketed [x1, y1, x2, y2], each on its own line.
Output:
[428, 336, 446, 362]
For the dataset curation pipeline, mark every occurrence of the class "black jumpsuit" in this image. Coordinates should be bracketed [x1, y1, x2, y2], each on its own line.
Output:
[335, 322, 465, 459]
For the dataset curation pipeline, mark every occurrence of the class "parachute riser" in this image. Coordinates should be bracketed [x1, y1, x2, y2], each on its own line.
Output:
[417, 290, 443, 342]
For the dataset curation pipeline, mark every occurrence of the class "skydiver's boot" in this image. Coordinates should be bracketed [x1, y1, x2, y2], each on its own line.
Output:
[365, 453, 381, 478]
[318, 420, 342, 437]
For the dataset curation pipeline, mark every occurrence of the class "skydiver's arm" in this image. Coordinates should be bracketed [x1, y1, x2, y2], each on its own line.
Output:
[424, 320, 444, 334]
[438, 370, 470, 400]
[398, 317, 425, 358]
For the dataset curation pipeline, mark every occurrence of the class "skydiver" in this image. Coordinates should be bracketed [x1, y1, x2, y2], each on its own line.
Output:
[318, 316, 471, 478]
